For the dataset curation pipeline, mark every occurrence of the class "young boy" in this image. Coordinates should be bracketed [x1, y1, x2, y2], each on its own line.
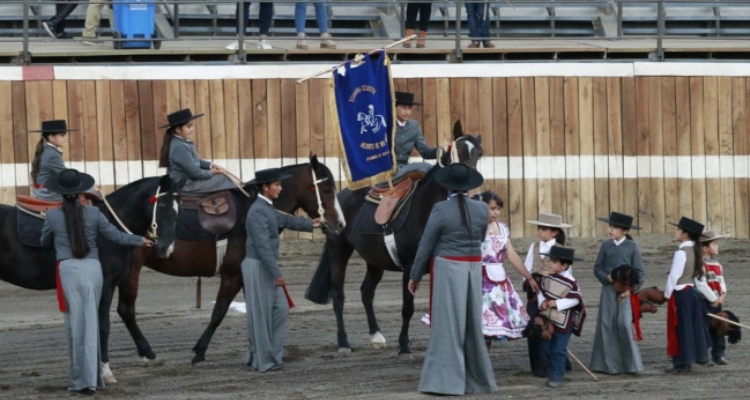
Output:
[695, 230, 730, 365]
[534, 246, 586, 389]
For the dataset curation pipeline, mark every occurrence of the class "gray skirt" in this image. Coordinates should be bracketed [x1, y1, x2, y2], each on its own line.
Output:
[59, 258, 105, 391]
[181, 174, 236, 195]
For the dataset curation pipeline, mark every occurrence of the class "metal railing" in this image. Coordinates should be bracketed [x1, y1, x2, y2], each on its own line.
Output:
[4, 0, 750, 64]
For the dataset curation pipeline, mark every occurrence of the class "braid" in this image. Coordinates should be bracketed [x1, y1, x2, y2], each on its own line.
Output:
[688, 232, 704, 279]
[456, 192, 470, 236]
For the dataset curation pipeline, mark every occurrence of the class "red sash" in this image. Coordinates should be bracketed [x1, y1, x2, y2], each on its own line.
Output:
[666, 295, 678, 357]
[427, 255, 482, 322]
[630, 292, 642, 341]
[281, 284, 295, 309]
[55, 261, 67, 312]
[34, 183, 45, 189]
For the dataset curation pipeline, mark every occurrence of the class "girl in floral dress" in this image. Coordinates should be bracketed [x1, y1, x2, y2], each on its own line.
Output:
[480, 191, 537, 350]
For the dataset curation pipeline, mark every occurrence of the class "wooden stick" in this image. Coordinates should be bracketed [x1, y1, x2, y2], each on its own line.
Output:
[196, 277, 202, 309]
[567, 350, 599, 381]
[708, 313, 750, 330]
[295, 35, 417, 84]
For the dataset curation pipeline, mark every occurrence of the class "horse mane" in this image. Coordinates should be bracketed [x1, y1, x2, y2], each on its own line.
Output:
[280, 162, 336, 186]
[94, 177, 161, 205]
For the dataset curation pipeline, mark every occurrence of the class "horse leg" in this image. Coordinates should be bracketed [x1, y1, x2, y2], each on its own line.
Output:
[331, 245, 354, 352]
[192, 270, 243, 365]
[116, 255, 157, 361]
[98, 279, 118, 384]
[360, 263, 386, 349]
[397, 271, 415, 359]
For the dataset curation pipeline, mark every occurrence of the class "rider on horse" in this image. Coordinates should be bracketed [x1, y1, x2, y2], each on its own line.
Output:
[393, 92, 441, 173]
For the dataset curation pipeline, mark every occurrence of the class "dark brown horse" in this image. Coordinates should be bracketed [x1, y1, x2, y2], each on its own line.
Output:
[305, 121, 484, 357]
[114, 154, 345, 364]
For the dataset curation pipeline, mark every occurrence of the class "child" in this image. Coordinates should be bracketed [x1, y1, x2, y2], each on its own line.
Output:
[534, 246, 586, 389]
[590, 212, 645, 375]
[664, 217, 711, 373]
[523, 212, 572, 377]
[479, 191, 536, 349]
[695, 230, 731, 365]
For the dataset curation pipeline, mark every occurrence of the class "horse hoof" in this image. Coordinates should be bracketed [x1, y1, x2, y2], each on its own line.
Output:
[191, 355, 206, 365]
[100, 362, 117, 384]
[141, 357, 165, 367]
[371, 332, 387, 349]
[398, 353, 414, 360]
[337, 347, 352, 353]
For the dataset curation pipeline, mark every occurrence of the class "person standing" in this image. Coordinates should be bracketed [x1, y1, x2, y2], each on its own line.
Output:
[590, 212, 645, 375]
[42, 0, 79, 40]
[695, 230, 731, 365]
[294, 1, 336, 49]
[408, 163, 497, 395]
[81, 0, 114, 46]
[243, 168, 323, 372]
[465, 2, 494, 48]
[41, 169, 152, 395]
[403, 2, 432, 48]
[225, 2, 274, 50]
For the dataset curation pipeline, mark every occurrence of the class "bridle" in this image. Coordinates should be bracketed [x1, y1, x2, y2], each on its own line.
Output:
[99, 187, 176, 240]
[310, 166, 328, 218]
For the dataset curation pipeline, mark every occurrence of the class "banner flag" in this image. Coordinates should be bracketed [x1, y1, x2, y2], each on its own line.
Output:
[328, 51, 396, 189]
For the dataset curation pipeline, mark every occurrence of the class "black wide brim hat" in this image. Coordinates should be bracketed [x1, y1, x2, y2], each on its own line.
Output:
[539, 246, 583, 263]
[247, 168, 293, 186]
[394, 91, 423, 106]
[159, 108, 205, 129]
[30, 119, 78, 134]
[46, 168, 95, 195]
[597, 211, 641, 230]
[435, 163, 483, 192]
[668, 216, 706, 237]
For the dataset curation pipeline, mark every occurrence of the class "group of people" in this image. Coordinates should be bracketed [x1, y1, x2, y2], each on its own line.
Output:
[39, 1, 498, 50]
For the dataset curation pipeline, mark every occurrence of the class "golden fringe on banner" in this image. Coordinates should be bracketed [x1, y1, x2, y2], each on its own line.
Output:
[327, 51, 397, 190]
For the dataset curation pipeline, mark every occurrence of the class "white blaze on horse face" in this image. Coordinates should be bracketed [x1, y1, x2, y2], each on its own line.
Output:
[334, 193, 346, 228]
[173, 200, 179, 215]
[167, 243, 175, 258]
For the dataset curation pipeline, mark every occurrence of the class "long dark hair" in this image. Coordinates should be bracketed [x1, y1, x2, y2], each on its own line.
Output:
[553, 228, 566, 246]
[62, 195, 90, 259]
[158, 127, 177, 168]
[687, 231, 704, 279]
[480, 190, 503, 208]
[30, 137, 47, 183]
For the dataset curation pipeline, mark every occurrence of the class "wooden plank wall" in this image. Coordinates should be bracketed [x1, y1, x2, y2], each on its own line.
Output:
[1, 77, 749, 238]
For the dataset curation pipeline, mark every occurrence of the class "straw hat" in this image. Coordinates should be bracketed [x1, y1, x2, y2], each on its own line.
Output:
[527, 212, 573, 229]
[699, 230, 730, 243]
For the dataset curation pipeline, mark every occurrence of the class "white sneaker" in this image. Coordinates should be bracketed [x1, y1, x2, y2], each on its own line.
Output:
[320, 33, 337, 49]
[258, 39, 272, 50]
[225, 40, 239, 50]
[296, 33, 308, 50]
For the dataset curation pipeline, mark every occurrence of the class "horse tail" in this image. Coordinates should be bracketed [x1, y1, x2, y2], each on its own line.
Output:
[305, 244, 333, 305]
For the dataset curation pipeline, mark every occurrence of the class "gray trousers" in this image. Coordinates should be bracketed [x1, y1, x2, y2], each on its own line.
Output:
[181, 174, 236, 195]
[418, 256, 498, 395]
[59, 258, 105, 391]
[241, 258, 289, 372]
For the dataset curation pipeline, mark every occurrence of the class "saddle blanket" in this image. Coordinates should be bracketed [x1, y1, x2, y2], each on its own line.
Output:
[354, 198, 412, 236]
[17, 208, 45, 248]
[176, 208, 229, 242]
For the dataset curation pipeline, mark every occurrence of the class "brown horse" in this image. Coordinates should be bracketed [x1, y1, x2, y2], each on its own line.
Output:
[114, 154, 345, 364]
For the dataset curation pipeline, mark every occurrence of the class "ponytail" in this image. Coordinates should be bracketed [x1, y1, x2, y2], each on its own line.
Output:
[688, 232, 704, 279]
[61, 195, 90, 259]
[158, 128, 175, 168]
[30, 137, 46, 183]
[555, 228, 567, 246]
[456, 192, 471, 236]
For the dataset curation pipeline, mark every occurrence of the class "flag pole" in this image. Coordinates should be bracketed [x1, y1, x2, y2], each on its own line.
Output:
[296, 35, 417, 84]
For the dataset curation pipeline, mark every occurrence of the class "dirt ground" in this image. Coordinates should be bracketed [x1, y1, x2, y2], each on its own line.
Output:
[1, 234, 749, 399]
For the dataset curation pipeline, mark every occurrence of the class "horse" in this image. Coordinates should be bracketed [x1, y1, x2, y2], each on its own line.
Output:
[0, 175, 180, 383]
[113, 154, 345, 364]
[305, 121, 484, 357]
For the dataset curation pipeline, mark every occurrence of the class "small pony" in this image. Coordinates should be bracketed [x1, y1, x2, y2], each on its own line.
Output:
[610, 265, 667, 316]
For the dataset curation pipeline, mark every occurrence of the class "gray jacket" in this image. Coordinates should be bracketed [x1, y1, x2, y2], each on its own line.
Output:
[35, 145, 66, 186]
[41, 206, 145, 261]
[410, 195, 489, 282]
[168, 135, 212, 188]
[245, 198, 314, 280]
[395, 119, 438, 166]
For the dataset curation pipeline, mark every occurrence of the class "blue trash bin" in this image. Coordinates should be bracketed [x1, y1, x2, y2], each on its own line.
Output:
[112, 0, 160, 49]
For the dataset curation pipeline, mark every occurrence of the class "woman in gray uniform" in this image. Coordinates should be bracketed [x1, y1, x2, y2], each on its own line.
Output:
[31, 120, 98, 201]
[408, 163, 497, 395]
[158, 108, 236, 195]
[242, 168, 324, 372]
[41, 169, 153, 395]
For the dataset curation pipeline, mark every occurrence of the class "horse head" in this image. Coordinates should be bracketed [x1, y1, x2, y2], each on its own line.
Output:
[150, 175, 181, 259]
[439, 120, 484, 168]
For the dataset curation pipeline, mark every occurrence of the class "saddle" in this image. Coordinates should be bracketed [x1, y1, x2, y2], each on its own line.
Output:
[367, 171, 425, 226]
[181, 190, 236, 235]
[16, 195, 90, 215]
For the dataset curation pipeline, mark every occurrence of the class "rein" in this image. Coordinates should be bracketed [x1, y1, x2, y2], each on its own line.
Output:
[221, 170, 251, 198]
[98, 188, 173, 239]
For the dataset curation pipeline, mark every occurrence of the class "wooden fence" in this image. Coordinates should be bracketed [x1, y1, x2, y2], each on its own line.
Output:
[1, 76, 748, 238]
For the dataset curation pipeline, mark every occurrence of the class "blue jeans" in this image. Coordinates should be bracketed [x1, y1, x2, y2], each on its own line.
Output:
[465, 2, 491, 41]
[541, 330, 573, 383]
[295, 2, 328, 34]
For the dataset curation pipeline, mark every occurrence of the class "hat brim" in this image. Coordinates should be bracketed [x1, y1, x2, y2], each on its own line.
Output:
[667, 221, 708, 237]
[396, 101, 423, 106]
[700, 234, 731, 243]
[247, 173, 293, 186]
[596, 216, 641, 230]
[526, 220, 573, 229]
[45, 173, 95, 195]
[539, 252, 583, 262]
[30, 128, 79, 134]
[158, 113, 205, 129]
[434, 167, 483, 191]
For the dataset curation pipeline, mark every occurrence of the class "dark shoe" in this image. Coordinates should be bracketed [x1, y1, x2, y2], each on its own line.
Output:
[468, 41, 480, 49]
[482, 41, 495, 48]
[714, 356, 728, 365]
[68, 388, 95, 395]
[42, 21, 59, 39]
[664, 364, 691, 374]
[698, 360, 715, 367]
[57, 31, 72, 40]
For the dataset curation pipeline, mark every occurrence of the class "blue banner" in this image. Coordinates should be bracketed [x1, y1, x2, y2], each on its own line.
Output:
[330, 52, 395, 188]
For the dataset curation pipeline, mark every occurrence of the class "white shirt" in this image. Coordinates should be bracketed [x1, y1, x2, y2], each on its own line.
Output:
[664, 241, 694, 299]
[694, 275, 718, 303]
[524, 239, 574, 279]
[258, 194, 273, 205]
[613, 236, 627, 247]
[397, 119, 407, 127]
